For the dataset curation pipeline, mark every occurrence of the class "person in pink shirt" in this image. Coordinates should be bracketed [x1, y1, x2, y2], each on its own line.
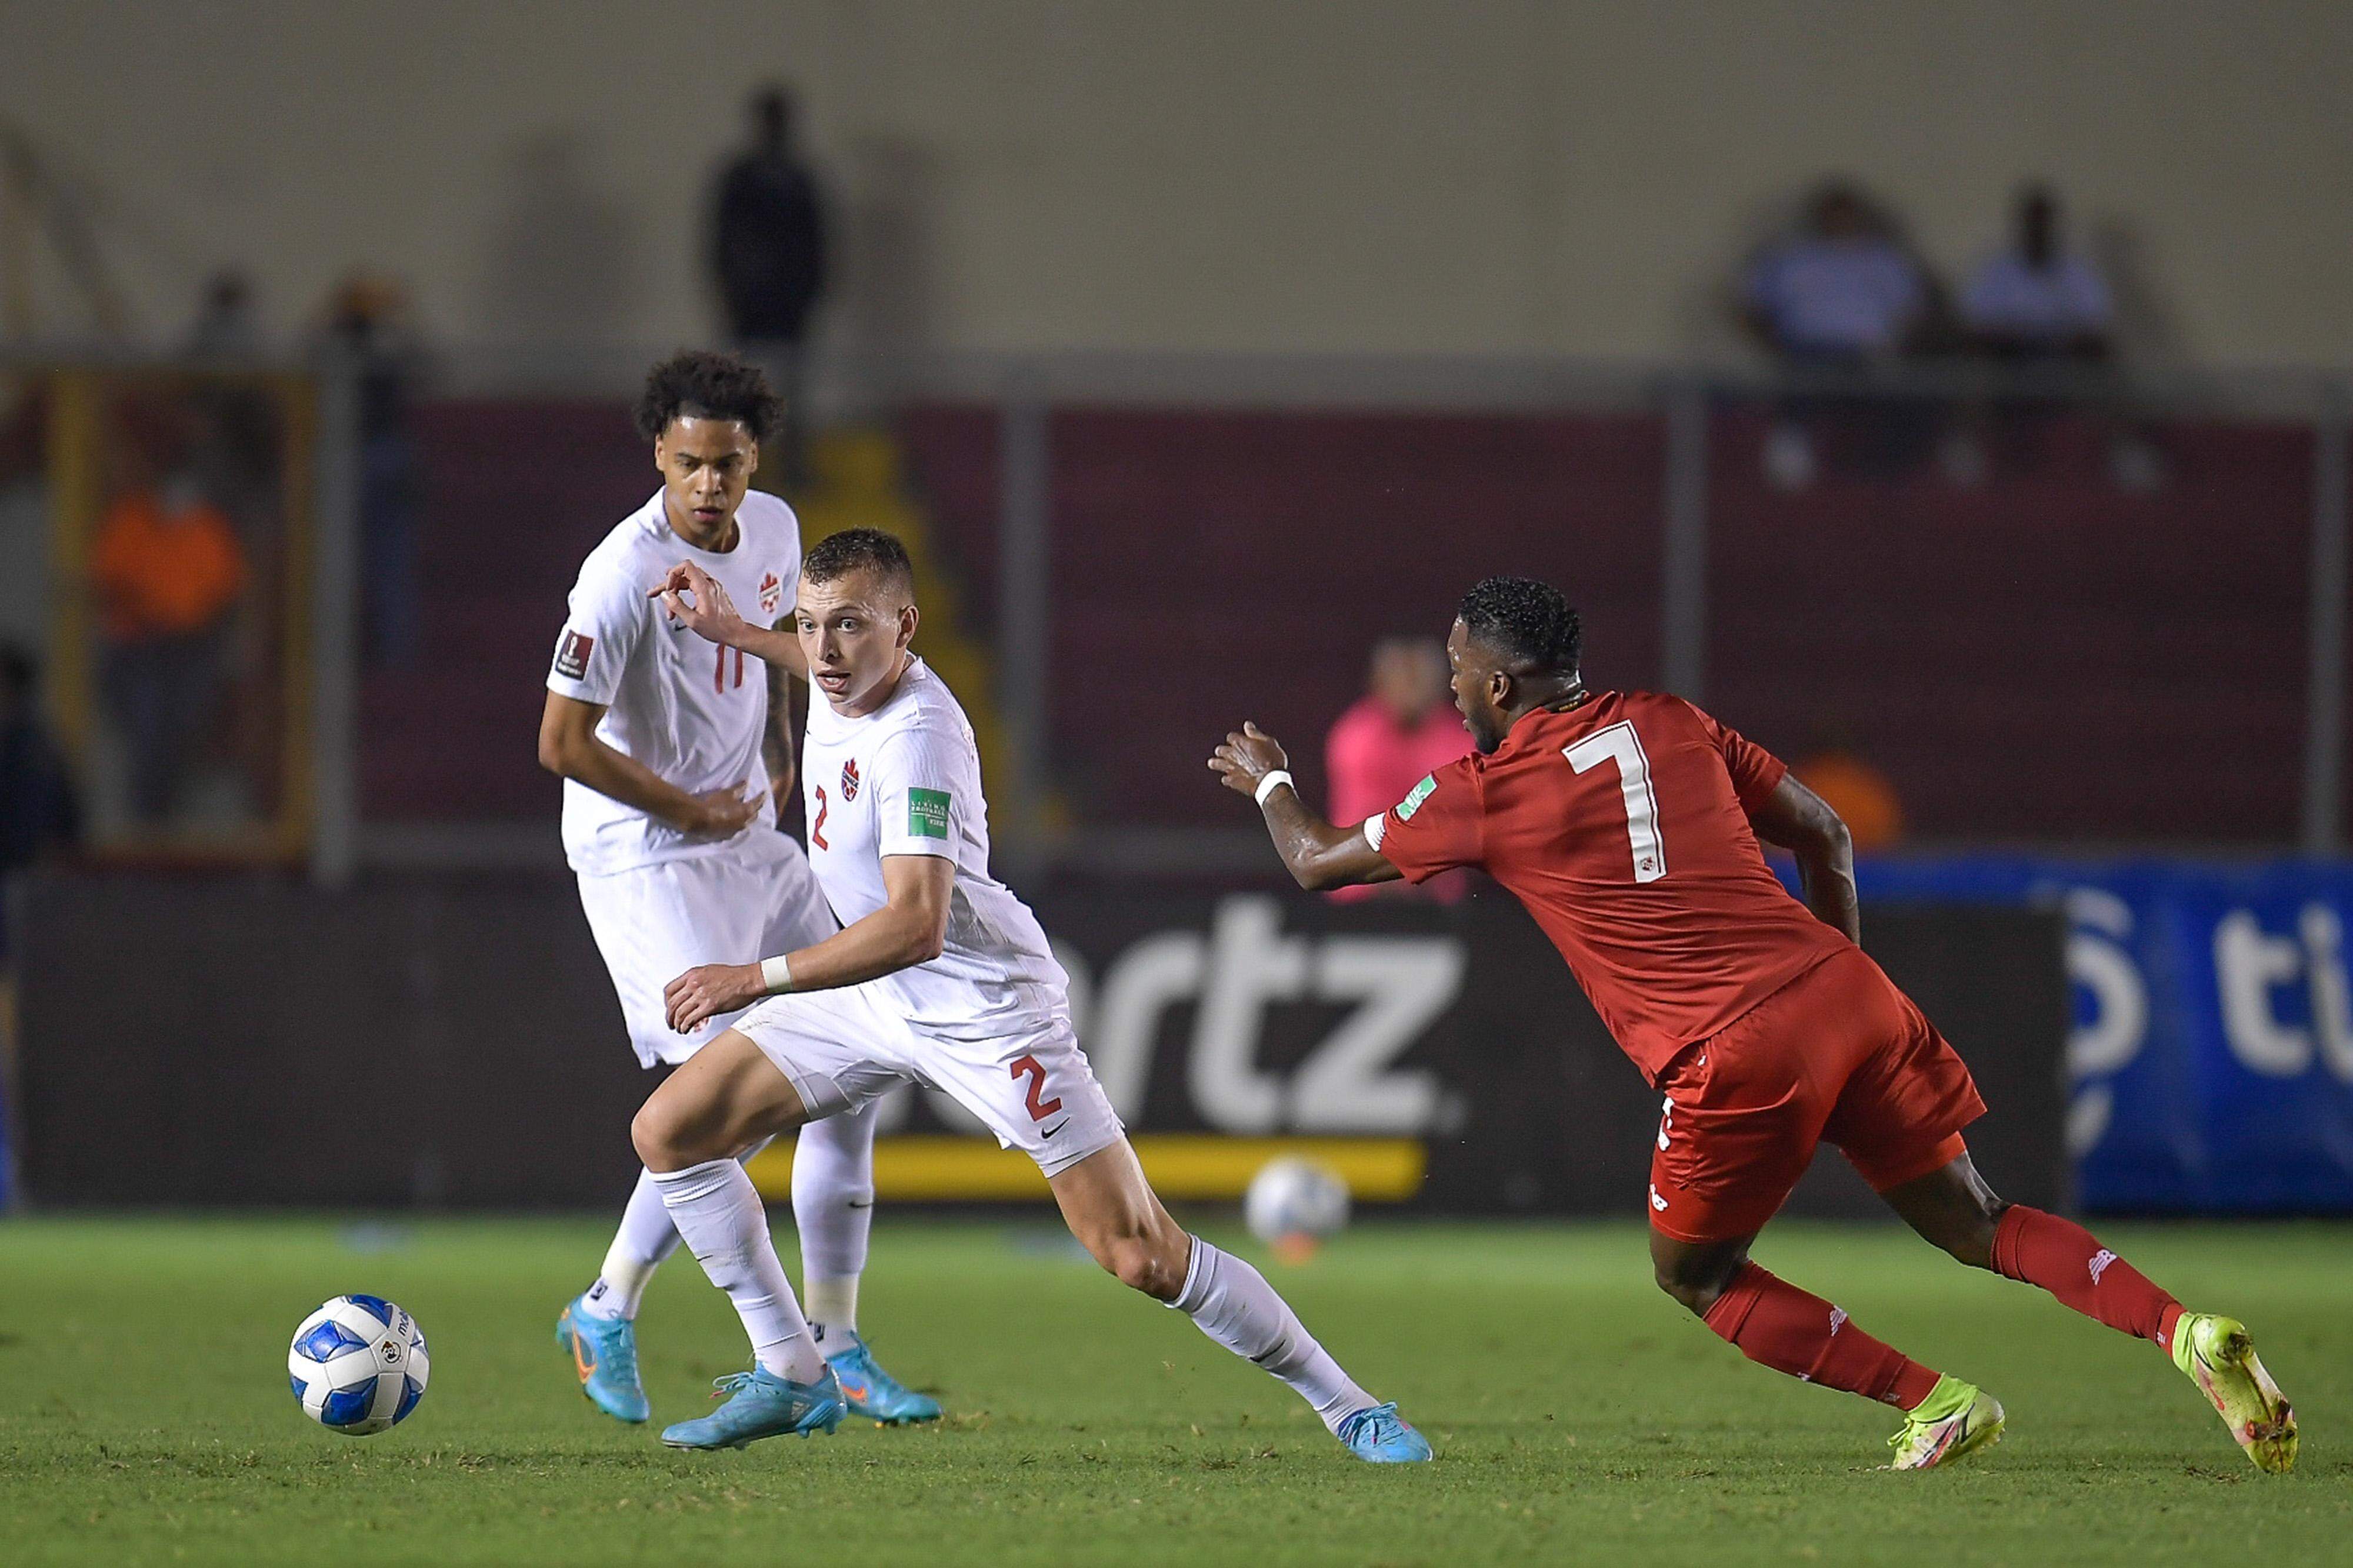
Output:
[1323, 636, 1472, 902]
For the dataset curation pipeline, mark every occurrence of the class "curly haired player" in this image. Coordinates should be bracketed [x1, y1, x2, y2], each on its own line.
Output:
[1212, 575, 2297, 1473]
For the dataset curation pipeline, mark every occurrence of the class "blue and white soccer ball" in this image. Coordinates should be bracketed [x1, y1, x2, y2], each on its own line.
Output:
[288, 1295, 429, 1435]
[1245, 1156, 1352, 1260]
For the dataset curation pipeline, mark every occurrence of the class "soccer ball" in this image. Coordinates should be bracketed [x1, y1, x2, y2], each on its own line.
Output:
[1245, 1156, 1351, 1261]
[288, 1295, 429, 1435]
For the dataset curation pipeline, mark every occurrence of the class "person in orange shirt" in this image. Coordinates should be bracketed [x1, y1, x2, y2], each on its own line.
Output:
[1323, 636, 1472, 901]
[90, 475, 247, 822]
[1791, 732, 1905, 853]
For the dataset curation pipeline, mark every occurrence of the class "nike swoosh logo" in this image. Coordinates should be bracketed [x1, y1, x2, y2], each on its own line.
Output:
[845, 1199, 874, 1210]
[1040, 1119, 1069, 1139]
[570, 1332, 598, 1383]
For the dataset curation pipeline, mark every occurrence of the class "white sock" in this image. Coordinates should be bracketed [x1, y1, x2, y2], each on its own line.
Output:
[791, 1106, 876, 1350]
[579, 1169, 682, 1321]
[581, 1139, 778, 1322]
[1173, 1239, 1375, 1435]
[650, 1159, 825, 1383]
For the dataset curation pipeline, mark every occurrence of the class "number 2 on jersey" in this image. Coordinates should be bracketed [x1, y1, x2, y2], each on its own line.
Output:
[1009, 1054, 1062, 1122]
[810, 785, 829, 851]
[1565, 720, 1667, 883]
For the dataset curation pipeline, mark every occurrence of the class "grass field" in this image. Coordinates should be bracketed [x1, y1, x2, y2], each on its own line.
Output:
[1, 1215, 2345, 1566]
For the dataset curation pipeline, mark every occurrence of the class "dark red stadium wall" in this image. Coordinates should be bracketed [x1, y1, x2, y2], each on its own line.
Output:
[898, 406, 1667, 826]
[360, 401, 649, 822]
[1703, 412, 2317, 843]
[901, 405, 2322, 839]
[365, 400, 2330, 844]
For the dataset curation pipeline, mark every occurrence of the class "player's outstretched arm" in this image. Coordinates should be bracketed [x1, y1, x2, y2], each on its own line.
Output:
[1210, 722, 1403, 892]
[663, 854, 955, 1032]
[651, 561, 799, 667]
[1747, 773, 1861, 942]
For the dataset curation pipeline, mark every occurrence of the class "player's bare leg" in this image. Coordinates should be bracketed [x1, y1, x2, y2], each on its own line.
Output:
[1881, 1149, 2296, 1472]
[1651, 1225, 2002, 1470]
[1046, 1139, 1430, 1462]
[629, 1031, 846, 1449]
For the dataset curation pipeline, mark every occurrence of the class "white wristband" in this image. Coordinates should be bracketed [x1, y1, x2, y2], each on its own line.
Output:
[1254, 769, 1295, 806]
[759, 955, 795, 994]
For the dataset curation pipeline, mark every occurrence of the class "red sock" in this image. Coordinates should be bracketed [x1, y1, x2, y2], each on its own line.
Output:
[1702, 1262, 1941, 1410]
[1991, 1206, 2184, 1350]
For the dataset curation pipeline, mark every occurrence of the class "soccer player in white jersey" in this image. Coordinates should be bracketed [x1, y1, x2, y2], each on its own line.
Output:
[538, 352, 936, 1428]
[631, 528, 1430, 1460]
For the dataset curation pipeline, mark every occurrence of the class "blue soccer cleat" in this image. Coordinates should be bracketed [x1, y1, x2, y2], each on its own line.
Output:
[826, 1337, 943, 1426]
[660, 1366, 846, 1451]
[1336, 1401, 1434, 1463]
[556, 1295, 649, 1424]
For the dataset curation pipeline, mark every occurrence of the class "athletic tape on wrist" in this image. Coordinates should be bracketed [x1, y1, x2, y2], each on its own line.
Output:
[759, 955, 794, 993]
[1254, 770, 1294, 806]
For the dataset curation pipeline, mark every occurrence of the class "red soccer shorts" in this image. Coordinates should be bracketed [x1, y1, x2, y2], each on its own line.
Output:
[1647, 946, 1986, 1244]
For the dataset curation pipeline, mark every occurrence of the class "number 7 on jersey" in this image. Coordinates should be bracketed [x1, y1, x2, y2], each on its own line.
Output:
[1566, 720, 1667, 883]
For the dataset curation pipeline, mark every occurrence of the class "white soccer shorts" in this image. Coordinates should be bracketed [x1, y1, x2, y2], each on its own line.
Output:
[734, 986, 1126, 1178]
[575, 828, 838, 1067]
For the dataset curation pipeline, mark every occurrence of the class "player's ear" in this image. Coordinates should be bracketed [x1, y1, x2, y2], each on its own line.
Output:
[898, 601, 920, 650]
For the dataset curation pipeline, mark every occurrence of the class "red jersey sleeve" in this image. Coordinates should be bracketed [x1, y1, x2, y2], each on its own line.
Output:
[1691, 702, 1789, 810]
[1367, 756, 1483, 882]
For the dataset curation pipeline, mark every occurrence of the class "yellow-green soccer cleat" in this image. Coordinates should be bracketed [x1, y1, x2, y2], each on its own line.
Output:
[1886, 1375, 2005, 1472]
[2169, 1312, 2297, 1473]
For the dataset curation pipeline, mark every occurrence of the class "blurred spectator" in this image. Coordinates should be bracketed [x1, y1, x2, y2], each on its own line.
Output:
[1792, 732, 1904, 853]
[1325, 636, 1472, 901]
[1962, 186, 2113, 361]
[321, 275, 424, 666]
[1743, 182, 1932, 361]
[0, 383, 47, 655]
[711, 84, 828, 482]
[1741, 181, 1942, 487]
[185, 269, 262, 361]
[90, 472, 246, 822]
[1955, 186, 2161, 486]
[0, 643, 78, 872]
[0, 643, 75, 1167]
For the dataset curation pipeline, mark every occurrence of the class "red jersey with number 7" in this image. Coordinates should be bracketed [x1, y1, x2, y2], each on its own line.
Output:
[1368, 690, 1849, 1084]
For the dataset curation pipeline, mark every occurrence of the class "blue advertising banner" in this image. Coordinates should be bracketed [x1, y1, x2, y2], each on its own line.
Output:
[1851, 858, 2353, 1213]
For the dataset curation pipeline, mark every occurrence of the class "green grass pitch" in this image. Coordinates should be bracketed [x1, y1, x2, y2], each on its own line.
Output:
[2, 1215, 2346, 1566]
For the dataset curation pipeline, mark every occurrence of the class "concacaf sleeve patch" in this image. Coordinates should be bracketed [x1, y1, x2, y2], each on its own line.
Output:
[553, 629, 594, 681]
[907, 787, 952, 839]
[1395, 773, 1438, 821]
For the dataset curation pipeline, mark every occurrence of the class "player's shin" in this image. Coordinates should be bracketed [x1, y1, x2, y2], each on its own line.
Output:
[1990, 1206, 2182, 1349]
[1173, 1237, 1377, 1434]
[580, 1169, 685, 1322]
[651, 1159, 826, 1383]
[792, 1105, 878, 1348]
[1702, 1262, 1942, 1410]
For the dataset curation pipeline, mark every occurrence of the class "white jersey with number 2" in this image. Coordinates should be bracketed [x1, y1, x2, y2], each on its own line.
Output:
[799, 656, 1068, 1040]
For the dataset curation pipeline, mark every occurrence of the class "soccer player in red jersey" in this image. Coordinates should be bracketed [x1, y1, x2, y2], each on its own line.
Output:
[1211, 575, 2298, 1473]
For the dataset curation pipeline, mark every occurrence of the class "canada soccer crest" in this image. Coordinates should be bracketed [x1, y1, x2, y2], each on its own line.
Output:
[758, 571, 783, 615]
[840, 758, 860, 800]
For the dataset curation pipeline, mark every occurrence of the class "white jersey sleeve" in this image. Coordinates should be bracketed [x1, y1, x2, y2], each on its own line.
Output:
[871, 722, 967, 862]
[546, 551, 646, 706]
